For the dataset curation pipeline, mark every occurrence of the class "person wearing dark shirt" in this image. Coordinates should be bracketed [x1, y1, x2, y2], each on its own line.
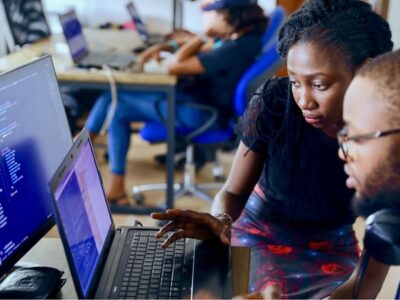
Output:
[151, 0, 393, 298]
[328, 50, 400, 299]
[85, 0, 268, 205]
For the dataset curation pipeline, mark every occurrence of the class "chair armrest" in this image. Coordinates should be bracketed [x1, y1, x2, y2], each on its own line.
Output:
[154, 99, 218, 142]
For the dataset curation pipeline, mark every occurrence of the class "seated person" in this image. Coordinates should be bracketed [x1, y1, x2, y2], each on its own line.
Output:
[85, 0, 268, 206]
[150, 0, 394, 298]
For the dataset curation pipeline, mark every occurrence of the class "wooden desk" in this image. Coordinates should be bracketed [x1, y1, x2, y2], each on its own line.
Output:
[0, 29, 177, 213]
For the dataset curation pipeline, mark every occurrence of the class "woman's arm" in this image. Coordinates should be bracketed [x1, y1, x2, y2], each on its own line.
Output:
[167, 35, 209, 75]
[151, 141, 266, 246]
[212, 141, 266, 221]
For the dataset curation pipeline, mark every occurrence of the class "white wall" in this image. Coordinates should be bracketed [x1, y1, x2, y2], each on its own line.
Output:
[42, 0, 276, 35]
[387, 0, 400, 49]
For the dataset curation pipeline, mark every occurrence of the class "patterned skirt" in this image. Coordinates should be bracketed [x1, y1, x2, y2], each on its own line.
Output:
[231, 186, 360, 299]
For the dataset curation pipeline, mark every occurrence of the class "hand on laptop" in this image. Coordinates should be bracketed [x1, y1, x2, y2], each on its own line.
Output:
[140, 44, 171, 65]
[233, 285, 282, 300]
[151, 209, 231, 247]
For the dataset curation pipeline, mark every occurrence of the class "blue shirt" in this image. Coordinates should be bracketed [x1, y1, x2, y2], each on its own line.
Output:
[396, 283, 399, 299]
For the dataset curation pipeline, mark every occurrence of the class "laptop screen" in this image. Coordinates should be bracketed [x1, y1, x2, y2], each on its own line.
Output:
[126, 2, 149, 42]
[59, 10, 89, 62]
[52, 136, 112, 296]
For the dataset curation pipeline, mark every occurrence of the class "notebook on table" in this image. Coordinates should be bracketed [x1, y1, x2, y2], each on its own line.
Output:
[126, 2, 165, 46]
[59, 10, 136, 70]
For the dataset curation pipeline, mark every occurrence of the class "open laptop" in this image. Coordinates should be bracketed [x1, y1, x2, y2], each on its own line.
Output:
[126, 2, 165, 46]
[59, 10, 136, 70]
[48, 129, 232, 299]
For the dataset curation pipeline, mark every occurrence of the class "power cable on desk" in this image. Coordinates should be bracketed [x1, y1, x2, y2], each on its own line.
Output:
[100, 64, 118, 135]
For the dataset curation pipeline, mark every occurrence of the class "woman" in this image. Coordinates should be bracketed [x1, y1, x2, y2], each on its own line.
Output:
[151, 0, 393, 298]
[85, 0, 268, 206]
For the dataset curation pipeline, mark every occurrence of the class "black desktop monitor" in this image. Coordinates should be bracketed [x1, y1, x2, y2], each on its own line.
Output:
[0, 56, 72, 277]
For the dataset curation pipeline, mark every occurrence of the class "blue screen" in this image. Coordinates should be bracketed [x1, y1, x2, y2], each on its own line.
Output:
[59, 11, 89, 61]
[127, 2, 149, 41]
[53, 139, 112, 296]
[0, 57, 72, 273]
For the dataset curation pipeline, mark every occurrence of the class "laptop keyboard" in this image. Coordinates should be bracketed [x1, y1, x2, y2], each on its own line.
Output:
[83, 52, 136, 68]
[117, 232, 186, 299]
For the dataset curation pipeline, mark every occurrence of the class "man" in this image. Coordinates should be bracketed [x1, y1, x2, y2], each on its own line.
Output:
[332, 49, 400, 298]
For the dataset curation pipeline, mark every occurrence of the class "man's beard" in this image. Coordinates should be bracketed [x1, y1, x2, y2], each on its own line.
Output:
[352, 157, 400, 218]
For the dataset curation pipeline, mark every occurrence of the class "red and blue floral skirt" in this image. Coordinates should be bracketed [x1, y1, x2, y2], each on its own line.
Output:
[231, 186, 360, 299]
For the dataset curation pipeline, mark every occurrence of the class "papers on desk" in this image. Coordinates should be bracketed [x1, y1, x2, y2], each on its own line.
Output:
[143, 51, 174, 74]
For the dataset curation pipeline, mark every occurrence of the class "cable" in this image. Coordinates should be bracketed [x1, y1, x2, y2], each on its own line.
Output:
[100, 64, 118, 135]
[353, 250, 370, 299]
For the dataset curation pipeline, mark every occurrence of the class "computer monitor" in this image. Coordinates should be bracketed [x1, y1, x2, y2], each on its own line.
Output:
[0, 56, 72, 277]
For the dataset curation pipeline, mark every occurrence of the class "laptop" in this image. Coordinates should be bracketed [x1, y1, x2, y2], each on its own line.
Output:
[126, 2, 165, 46]
[48, 129, 232, 299]
[59, 10, 136, 70]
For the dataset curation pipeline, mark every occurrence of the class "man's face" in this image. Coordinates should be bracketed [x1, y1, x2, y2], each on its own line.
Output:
[341, 76, 400, 216]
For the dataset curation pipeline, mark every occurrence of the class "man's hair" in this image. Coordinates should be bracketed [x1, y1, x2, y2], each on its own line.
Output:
[277, 0, 393, 68]
[219, 5, 268, 35]
[357, 50, 400, 127]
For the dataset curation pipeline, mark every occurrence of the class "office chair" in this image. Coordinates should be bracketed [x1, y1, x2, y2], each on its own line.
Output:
[132, 46, 282, 203]
[1, 0, 50, 50]
[132, 7, 285, 204]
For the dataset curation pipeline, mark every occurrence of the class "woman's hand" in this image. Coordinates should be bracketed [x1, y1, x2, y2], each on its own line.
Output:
[233, 286, 282, 300]
[151, 209, 231, 247]
[140, 43, 172, 65]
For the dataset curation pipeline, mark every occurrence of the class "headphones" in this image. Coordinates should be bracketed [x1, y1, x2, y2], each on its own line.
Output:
[353, 209, 400, 298]
[364, 209, 400, 265]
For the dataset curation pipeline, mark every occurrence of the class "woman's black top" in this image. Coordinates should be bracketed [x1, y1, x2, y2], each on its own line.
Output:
[237, 77, 355, 228]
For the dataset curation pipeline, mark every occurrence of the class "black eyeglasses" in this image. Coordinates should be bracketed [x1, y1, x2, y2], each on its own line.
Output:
[337, 126, 400, 160]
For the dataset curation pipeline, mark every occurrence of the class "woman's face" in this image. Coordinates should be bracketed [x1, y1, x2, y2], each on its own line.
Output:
[287, 42, 355, 129]
[202, 10, 234, 39]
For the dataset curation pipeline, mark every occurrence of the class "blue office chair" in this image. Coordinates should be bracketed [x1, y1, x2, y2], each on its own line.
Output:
[261, 6, 285, 51]
[132, 7, 285, 203]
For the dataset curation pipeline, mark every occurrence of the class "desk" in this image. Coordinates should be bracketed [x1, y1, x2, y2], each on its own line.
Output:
[0, 29, 177, 214]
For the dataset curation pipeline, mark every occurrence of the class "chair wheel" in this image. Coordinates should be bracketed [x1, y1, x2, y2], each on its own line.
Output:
[133, 192, 145, 205]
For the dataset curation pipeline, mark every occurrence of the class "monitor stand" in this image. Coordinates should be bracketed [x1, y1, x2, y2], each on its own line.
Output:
[0, 262, 65, 299]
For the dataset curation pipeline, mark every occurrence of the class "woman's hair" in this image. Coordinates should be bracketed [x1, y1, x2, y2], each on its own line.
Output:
[278, 0, 393, 68]
[249, 0, 393, 200]
[218, 5, 268, 35]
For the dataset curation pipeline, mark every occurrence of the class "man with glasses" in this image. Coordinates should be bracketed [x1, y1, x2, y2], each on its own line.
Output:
[331, 50, 400, 298]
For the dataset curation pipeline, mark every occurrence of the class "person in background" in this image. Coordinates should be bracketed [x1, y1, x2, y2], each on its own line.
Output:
[85, 0, 268, 206]
[151, 0, 393, 298]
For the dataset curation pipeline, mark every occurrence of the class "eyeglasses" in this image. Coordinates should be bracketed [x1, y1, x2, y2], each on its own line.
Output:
[337, 126, 400, 160]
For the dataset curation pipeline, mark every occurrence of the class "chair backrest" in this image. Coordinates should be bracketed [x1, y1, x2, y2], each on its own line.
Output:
[234, 6, 286, 117]
[261, 6, 285, 52]
[2, 0, 50, 49]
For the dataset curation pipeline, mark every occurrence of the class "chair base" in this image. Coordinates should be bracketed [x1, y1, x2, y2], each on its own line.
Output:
[132, 182, 224, 203]
[132, 145, 225, 204]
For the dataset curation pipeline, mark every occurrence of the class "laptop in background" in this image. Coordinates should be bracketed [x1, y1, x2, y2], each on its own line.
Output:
[49, 129, 233, 299]
[126, 2, 165, 46]
[59, 10, 136, 70]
